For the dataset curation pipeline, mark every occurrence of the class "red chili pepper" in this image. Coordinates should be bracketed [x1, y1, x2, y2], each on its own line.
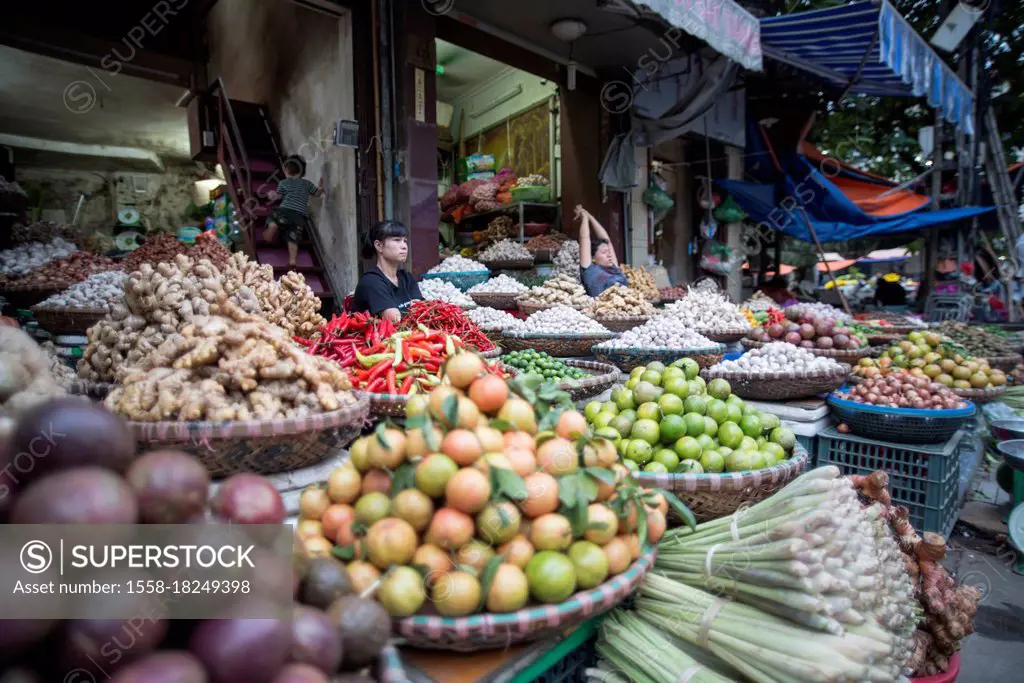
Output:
[399, 375, 414, 394]
[386, 369, 397, 394]
[366, 376, 386, 392]
[366, 358, 393, 382]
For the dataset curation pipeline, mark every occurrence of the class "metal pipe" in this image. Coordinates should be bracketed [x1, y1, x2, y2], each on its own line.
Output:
[379, 0, 394, 220]
[371, 0, 384, 221]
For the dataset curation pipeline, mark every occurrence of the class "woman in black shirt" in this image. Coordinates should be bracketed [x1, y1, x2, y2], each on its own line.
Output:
[352, 220, 422, 323]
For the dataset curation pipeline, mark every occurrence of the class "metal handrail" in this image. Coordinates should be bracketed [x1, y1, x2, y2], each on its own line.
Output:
[209, 78, 251, 199]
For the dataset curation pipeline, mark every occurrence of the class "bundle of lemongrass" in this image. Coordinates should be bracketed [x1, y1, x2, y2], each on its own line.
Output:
[641, 466, 918, 682]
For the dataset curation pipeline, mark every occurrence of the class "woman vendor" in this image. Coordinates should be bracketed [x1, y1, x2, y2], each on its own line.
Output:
[352, 220, 422, 323]
[577, 205, 628, 296]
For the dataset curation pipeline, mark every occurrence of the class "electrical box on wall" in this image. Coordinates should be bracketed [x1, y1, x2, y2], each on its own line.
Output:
[333, 119, 359, 148]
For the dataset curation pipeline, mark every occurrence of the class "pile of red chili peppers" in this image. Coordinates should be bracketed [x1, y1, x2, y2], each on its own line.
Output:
[400, 300, 495, 352]
[295, 311, 484, 395]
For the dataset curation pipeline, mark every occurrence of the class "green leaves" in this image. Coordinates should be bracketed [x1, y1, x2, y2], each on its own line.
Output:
[584, 467, 616, 485]
[477, 555, 503, 611]
[557, 472, 600, 538]
[375, 422, 390, 449]
[658, 488, 697, 531]
[391, 462, 417, 494]
[490, 466, 528, 502]
[489, 418, 514, 432]
[443, 393, 459, 428]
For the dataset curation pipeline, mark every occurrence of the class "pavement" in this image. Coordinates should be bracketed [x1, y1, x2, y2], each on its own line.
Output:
[944, 458, 1024, 682]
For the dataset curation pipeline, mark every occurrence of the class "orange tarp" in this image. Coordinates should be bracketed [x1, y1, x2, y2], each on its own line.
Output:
[801, 144, 931, 217]
[817, 259, 857, 272]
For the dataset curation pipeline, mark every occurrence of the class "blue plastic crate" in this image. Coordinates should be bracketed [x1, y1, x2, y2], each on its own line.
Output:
[816, 426, 960, 536]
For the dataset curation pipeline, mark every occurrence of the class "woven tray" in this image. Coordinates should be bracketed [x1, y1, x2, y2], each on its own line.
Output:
[31, 306, 107, 334]
[701, 364, 850, 401]
[421, 270, 490, 292]
[701, 327, 752, 344]
[984, 353, 1021, 372]
[867, 333, 903, 346]
[951, 384, 1007, 404]
[478, 346, 502, 359]
[354, 390, 410, 418]
[741, 337, 872, 361]
[827, 391, 975, 444]
[593, 315, 649, 333]
[479, 258, 534, 270]
[593, 344, 726, 373]
[633, 446, 810, 523]
[394, 547, 656, 651]
[500, 331, 616, 357]
[66, 379, 116, 400]
[469, 291, 522, 309]
[125, 396, 370, 478]
[0, 283, 70, 309]
[558, 359, 620, 401]
[517, 300, 554, 315]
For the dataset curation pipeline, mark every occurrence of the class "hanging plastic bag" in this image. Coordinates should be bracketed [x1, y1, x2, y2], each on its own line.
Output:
[714, 195, 746, 223]
[699, 240, 738, 275]
[643, 181, 675, 213]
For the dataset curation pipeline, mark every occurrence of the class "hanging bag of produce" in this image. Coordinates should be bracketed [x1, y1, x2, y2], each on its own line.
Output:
[713, 194, 746, 223]
[699, 240, 737, 275]
[642, 180, 675, 213]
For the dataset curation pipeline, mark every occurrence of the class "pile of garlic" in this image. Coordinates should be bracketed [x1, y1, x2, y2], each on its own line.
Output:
[478, 239, 532, 262]
[465, 307, 524, 331]
[36, 271, 128, 311]
[516, 305, 610, 335]
[711, 342, 845, 374]
[468, 274, 529, 294]
[660, 287, 751, 333]
[418, 279, 476, 308]
[595, 316, 714, 350]
[427, 254, 487, 273]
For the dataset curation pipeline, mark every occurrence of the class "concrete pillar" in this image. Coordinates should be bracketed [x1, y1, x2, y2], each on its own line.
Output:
[724, 145, 743, 301]
[628, 146, 649, 266]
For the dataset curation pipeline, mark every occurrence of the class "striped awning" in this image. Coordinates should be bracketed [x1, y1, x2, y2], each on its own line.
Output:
[760, 0, 974, 135]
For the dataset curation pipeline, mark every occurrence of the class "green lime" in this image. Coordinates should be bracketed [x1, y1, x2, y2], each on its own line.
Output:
[696, 434, 716, 452]
[643, 461, 669, 474]
[726, 394, 744, 408]
[631, 418, 661, 446]
[622, 458, 639, 472]
[601, 401, 620, 415]
[708, 378, 732, 400]
[740, 414, 763, 439]
[663, 377, 691, 399]
[725, 403, 743, 424]
[636, 402, 661, 421]
[626, 439, 653, 464]
[739, 436, 758, 451]
[584, 401, 603, 422]
[742, 402, 758, 417]
[703, 416, 719, 438]
[526, 551, 577, 603]
[592, 412, 614, 429]
[718, 421, 744, 449]
[747, 450, 768, 470]
[617, 437, 631, 456]
[683, 413, 706, 437]
[717, 446, 733, 457]
[653, 448, 680, 471]
[687, 379, 705, 397]
[659, 414, 687, 444]
[725, 450, 756, 472]
[658, 393, 684, 416]
[630, 366, 646, 378]
[705, 398, 729, 424]
[615, 391, 636, 412]
[761, 442, 786, 465]
[625, 376, 639, 390]
[640, 370, 663, 387]
[610, 414, 635, 438]
[662, 366, 686, 383]
[700, 449, 726, 473]
[760, 413, 781, 432]
[673, 358, 700, 379]
[770, 427, 797, 451]
[568, 541, 609, 589]
[633, 381, 660, 405]
[673, 435, 702, 461]
[647, 361, 666, 373]
[676, 459, 704, 474]
[683, 395, 707, 415]
[595, 427, 622, 449]
[618, 409, 637, 423]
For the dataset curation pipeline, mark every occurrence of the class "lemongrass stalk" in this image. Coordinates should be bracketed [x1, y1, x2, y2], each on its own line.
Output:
[657, 571, 828, 613]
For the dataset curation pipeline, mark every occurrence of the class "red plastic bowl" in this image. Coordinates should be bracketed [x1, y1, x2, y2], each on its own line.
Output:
[523, 222, 550, 236]
[910, 653, 960, 683]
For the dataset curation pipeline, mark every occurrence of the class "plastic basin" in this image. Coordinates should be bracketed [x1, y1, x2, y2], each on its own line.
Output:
[910, 653, 960, 683]
[991, 419, 1024, 442]
[996, 439, 1024, 474]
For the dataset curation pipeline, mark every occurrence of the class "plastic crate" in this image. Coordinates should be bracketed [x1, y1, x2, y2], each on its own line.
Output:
[510, 186, 551, 202]
[513, 616, 600, 683]
[816, 426, 960, 536]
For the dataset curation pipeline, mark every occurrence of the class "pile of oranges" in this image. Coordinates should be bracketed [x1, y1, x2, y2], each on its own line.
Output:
[295, 352, 672, 618]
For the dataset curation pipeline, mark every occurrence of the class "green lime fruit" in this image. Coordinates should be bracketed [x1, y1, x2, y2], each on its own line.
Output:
[630, 366, 646, 379]
[662, 366, 686, 383]
[683, 395, 707, 415]
[658, 414, 687, 444]
[610, 414, 635, 438]
[695, 434, 716, 452]
[725, 403, 743, 424]
[742, 402, 758, 417]
[626, 439, 653, 464]
[526, 551, 577, 603]
[683, 413, 706, 437]
[673, 436, 702, 461]
[673, 358, 700, 380]
[747, 450, 768, 470]
[640, 370, 663, 387]
[687, 380, 705, 397]
[760, 413, 781, 432]
[592, 412, 615, 429]
[567, 541, 609, 589]
[663, 377, 691, 399]
[625, 377, 640, 390]
[770, 427, 797, 451]
[636, 402, 661, 422]
[617, 409, 636, 424]
[676, 459, 704, 474]
[717, 446, 733, 457]
[595, 427, 622, 448]
[658, 393, 684, 416]
[700, 449, 726, 473]
[601, 401, 620, 415]
[615, 391, 636, 412]
[633, 381, 661, 405]
[584, 401, 603, 422]
[646, 361, 666, 373]
[739, 414, 763, 439]
[703, 416, 719, 438]
[708, 378, 732, 400]
[718, 422, 744, 449]
[705, 398, 729, 424]
[653, 449, 680, 471]
[761, 444, 785, 466]
[617, 437, 631, 456]
[622, 458, 639, 472]
[643, 461, 669, 474]
[726, 394, 744, 408]
[725, 450, 756, 473]
[631, 418, 661, 446]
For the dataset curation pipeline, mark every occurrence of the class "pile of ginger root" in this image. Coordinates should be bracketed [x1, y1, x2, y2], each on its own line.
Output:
[851, 471, 980, 677]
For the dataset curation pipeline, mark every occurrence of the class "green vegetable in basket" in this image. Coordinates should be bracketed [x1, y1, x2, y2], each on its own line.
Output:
[502, 349, 587, 383]
[586, 363, 796, 475]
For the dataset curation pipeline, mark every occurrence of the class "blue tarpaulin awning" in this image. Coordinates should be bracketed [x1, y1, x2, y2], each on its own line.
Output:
[760, 0, 975, 135]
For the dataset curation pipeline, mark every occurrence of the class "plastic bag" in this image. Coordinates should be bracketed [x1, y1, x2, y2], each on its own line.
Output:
[699, 240, 738, 275]
[464, 154, 495, 174]
[643, 181, 675, 213]
[714, 195, 746, 223]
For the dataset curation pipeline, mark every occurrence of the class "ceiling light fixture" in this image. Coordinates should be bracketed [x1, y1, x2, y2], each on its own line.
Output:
[550, 19, 587, 92]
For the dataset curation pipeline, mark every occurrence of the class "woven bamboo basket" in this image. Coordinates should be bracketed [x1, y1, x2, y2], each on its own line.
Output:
[593, 314, 650, 333]
[394, 547, 656, 651]
[0, 282, 71, 309]
[867, 333, 903, 346]
[951, 384, 1007, 404]
[593, 344, 726, 373]
[701, 327, 753, 344]
[67, 379, 116, 400]
[633, 445, 810, 523]
[478, 345, 502, 359]
[558, 359, 621, 401]
[125, 395, 370, 478]
[421, 270, 490, 292]
[31, 305, 107, 334]
[516, 300, 554, 315]
[741, 337, 872, 361]
[985, 353, 1021, 372]
[354, 390, 410, 418]
[701, 364, 850, 401]
[500, 331, 616, 357]
[468, 291, 522, 309]
[479, 258, 534, 270]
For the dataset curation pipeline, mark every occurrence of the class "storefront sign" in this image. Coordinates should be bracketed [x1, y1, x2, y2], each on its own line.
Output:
[639, 0, 762, 72]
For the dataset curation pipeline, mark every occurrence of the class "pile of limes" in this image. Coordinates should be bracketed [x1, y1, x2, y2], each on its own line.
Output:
[584, 358, 798, 474]
[502, 350, 587, 383]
